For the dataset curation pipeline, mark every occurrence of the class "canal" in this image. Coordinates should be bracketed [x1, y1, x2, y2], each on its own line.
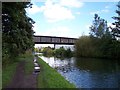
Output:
[39, 56, 120, 88]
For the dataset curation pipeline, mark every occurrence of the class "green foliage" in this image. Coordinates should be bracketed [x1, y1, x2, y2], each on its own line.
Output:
[2, 62, 18, 87]
[89, 14, 109, 38]
[64, 48, 73, 57]
[75, 36, 101, 58]
[2, 2, 35, 64]
[75, 35, 120, 59]
[74, 12, 120, 59]
[54, 47, 73, 58]
[54, 46, 66, 57]
[37, 57, 76, 88]
[34, 47, 40, 53]
[42, 46, 73, 58]
[111, 1, 120, 38]
[107, 40, 120, 59]
[42, 46, 54, 57]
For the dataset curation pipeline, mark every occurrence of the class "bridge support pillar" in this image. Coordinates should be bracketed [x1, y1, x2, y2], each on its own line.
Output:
[54, 44, 56, 50]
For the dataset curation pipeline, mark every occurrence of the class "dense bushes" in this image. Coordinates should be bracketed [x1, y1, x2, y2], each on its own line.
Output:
[75, 36, 100, 58]
[75, 35, 120, 59]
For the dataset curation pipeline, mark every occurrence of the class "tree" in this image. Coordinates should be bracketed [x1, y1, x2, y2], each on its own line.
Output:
[111, 1, 120, 39]
[2, 2, 35, 63]
[65, 48, 73, 57]
[42, 47, 54, 56]
[90, 14, 109, 38]
[34, 47, 40, 53]
[75, 36, 101, 57]
[54, 46, 66, 57]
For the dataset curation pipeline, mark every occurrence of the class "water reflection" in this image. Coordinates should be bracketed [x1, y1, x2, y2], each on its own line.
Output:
[39, 56, 120, 88]
[76, 58, 120, 73]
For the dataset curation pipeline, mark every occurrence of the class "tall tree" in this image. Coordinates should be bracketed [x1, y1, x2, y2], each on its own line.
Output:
[89, 14, 109, 38]
[2, 2, 35, 63]
[111, 1, 120, 39]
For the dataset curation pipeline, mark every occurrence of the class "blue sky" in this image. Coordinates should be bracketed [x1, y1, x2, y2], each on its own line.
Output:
[26, 0, 119, 47]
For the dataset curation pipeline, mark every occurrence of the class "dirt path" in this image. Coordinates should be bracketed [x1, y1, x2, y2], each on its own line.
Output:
[6, 61, 37, 88]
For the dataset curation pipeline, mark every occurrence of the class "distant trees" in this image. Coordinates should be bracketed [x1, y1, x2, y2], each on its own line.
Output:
[41, 46, 73, 58]
[42, 47, 54, 57]
[34, 47, 41, 53]
[54, 47, 73, 57]
[2, 2, 35, 64]
[54, 47, 66, 57]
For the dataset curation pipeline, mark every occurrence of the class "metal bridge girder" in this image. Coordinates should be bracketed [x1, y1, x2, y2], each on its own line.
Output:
[33, 35, 78, 45]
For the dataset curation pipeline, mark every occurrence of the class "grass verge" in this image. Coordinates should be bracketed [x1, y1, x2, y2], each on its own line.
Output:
[2, 62, 18, 87]
[2, 54, 34, 88]
[37, 57, 76, 88]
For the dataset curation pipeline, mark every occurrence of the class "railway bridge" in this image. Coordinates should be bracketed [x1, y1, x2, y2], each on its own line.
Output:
[33, 35, 78, 48]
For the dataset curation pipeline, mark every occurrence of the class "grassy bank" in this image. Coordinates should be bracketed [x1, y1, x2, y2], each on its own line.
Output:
[37, 57, 76, 88]
[2, 62, 18, 87]
[2, 54, 34, 88]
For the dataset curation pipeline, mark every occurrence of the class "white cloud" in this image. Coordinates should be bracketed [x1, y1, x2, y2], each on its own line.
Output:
[27, 0, 84, 23]
[43, 4, 74, 22]
[60, 0, 84, 8]
[40, 0, 75, 22]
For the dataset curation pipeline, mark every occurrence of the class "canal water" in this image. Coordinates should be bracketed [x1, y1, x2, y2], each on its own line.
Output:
[39, 56, 120, 88]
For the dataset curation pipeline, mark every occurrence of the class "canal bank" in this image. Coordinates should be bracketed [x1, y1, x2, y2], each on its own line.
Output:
[40, 56, 120, 88]
[36, 56, 76, 88]
[2, 54, 76, 88]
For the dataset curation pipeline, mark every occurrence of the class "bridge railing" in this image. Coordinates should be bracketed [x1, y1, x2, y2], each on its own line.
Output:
[33, 35, 78, 45]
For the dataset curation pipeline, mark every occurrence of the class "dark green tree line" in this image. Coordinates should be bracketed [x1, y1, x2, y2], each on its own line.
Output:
[2, 2, 35, 64]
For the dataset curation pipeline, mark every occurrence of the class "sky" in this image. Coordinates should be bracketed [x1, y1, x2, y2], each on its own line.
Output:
[26, 0, 119, 48]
